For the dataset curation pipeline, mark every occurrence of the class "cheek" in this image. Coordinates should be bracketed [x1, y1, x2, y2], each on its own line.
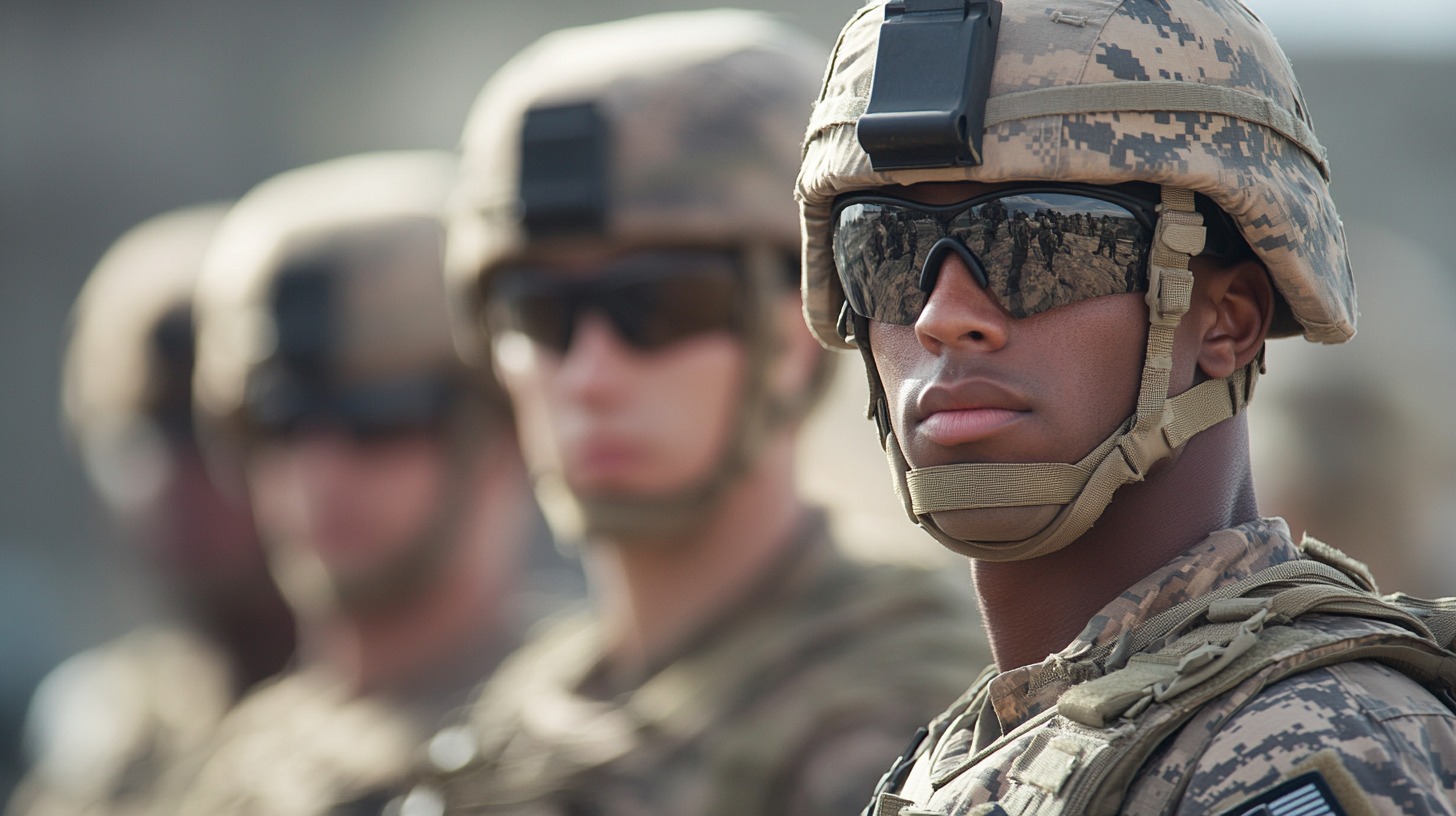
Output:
[246, 438, 446, 552]
[868, 320, 926, 442]
[245, 449, 301, 533]
[1032, 294, 1146, 443]
[495, 347, 565, 473]
[356, 443, 446, 539]
[645, 336, 746, 484]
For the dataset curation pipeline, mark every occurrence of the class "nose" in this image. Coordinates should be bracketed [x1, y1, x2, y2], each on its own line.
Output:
[556, 310, 632, 405]
[913, 252, 1009, 353]
[270, 426, 357, 505]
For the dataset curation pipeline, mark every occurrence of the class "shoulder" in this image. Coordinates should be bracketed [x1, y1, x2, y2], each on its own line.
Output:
[806, 552, 983, 643]
[736, 554, 984, 708]
[703, 560, 985, 816]
[468, 608, 595, 703]
[219, 669, 413, 740]
[1178, 661, 1456, 815]
[17, 627, 233, 798]
[178, 671, 420, 816]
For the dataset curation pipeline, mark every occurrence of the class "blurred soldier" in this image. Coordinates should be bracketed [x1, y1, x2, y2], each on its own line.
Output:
[1096, 215, 1119, 261]
[398, 10, 985, 816]
[1006, 212, 1031, 307]
[799, 0, 1456, 814]
[7, 206, 296, 816]
[1035, 213, 1056, 273]
[175, 151, 538, 815]
[981, 199, 1005, 256]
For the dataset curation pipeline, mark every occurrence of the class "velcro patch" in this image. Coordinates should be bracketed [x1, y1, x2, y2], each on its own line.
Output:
[1214, 771, 1348, 816]
[873, 793, 917, 816]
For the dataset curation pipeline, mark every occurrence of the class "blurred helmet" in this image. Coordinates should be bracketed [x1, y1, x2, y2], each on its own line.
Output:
[196, 151, 498, 444]
[63, 204, 229, 512]
[194, 150, 501, 609]
[449, 10, 829, 540]
[796, 0, 1353, 560]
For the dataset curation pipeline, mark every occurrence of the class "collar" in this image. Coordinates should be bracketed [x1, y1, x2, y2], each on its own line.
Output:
[986, 517, 1299, 735]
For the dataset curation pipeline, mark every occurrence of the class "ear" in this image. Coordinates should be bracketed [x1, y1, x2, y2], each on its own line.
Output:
[1191, 257, 1275, 380]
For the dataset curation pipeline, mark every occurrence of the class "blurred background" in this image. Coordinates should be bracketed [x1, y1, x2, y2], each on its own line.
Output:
[3, 0, 1454, 799]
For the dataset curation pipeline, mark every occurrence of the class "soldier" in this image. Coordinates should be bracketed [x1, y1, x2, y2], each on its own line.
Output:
[1035, 213, 1056, 273]
[1096, 214, 1120, 262]
[798, 1, 1456, 814]
[1006, 211, 1031, 311]
[397, 10, 984, 816]
[6, 205, 297, 816]
[174, 151, 539, 815]
[979, 200, 1003, 256]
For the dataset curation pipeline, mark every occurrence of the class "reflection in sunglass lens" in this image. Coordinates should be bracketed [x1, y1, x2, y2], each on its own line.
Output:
[833, 189, 1154, 325]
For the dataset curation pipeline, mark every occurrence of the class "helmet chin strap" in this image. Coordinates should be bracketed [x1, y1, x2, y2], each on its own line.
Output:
[870, 187, 1260, 562]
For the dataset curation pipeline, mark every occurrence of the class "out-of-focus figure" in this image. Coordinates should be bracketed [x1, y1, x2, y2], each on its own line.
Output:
[395, 11, 986, 816]
[7, 205, 297, 816]
[174, 151, 538, 815]
[1251, 226, 1456, 598]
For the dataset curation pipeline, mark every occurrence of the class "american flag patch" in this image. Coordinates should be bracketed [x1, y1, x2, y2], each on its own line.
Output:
[1216, 771, 1348, 816]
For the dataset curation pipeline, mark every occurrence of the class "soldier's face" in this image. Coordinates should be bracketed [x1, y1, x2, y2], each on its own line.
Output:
[866, 182, 1146, 473]
[247, 427, 448, 590]
[105, 430, 269, 602]
[491, 250, 745, 500]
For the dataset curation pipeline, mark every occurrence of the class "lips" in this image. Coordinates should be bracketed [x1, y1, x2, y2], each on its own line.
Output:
[564, 434, 645, 486]
[915, 379, 1030, 447]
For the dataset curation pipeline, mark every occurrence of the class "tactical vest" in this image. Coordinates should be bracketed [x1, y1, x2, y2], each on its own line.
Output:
[869, 538, 1456, 816]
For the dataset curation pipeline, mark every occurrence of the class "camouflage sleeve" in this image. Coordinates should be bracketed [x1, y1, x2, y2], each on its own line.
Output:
[1175, 661, 1456, 815]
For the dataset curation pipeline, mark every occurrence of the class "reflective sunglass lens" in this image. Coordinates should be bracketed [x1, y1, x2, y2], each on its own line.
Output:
[833, 189, 1154, 325]
[490, 252, 743, 353]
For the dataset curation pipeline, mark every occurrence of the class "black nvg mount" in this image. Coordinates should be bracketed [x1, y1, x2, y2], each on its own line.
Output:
[857, 0, 1002, 172]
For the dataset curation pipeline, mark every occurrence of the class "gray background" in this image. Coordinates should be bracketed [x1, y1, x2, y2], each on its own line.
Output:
[3, 0, 1453, 797]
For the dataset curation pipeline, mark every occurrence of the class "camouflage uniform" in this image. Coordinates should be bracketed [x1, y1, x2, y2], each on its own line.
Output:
[7, 628, 238, 816]
[882, 520, 1456, 815]
[1035, 216, 1055, 273]
[1006, 215, 1030, 308]
[1095, 218, 1118, 262]
[407, 512, 982, 816]
[162, 652, 509, 816]
[795, 0, 1456, 813]
[163, 623, 510, 816]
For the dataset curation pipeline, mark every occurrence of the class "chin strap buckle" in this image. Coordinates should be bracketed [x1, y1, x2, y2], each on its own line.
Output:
[1145, 196, 1203, 325]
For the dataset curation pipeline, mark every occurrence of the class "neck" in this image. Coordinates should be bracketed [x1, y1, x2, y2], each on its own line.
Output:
[196, 583, 298, 693]
[972, 417, 1259, 671]
[585, 431, 809, 682]
[299, 445, 528, 699]
[301, 543, 510, 699]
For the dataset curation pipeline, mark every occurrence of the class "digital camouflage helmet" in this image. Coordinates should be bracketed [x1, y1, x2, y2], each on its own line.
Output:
[797, 0, 1355, 561]
[449, 10, 829, 540]
[194, 150, 504, 610]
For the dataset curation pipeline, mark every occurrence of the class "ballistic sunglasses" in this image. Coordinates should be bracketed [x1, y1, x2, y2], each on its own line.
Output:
[487, 250, 745, 354]
[831, 185, 1161, 325]
[246, 373, 456, 443]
